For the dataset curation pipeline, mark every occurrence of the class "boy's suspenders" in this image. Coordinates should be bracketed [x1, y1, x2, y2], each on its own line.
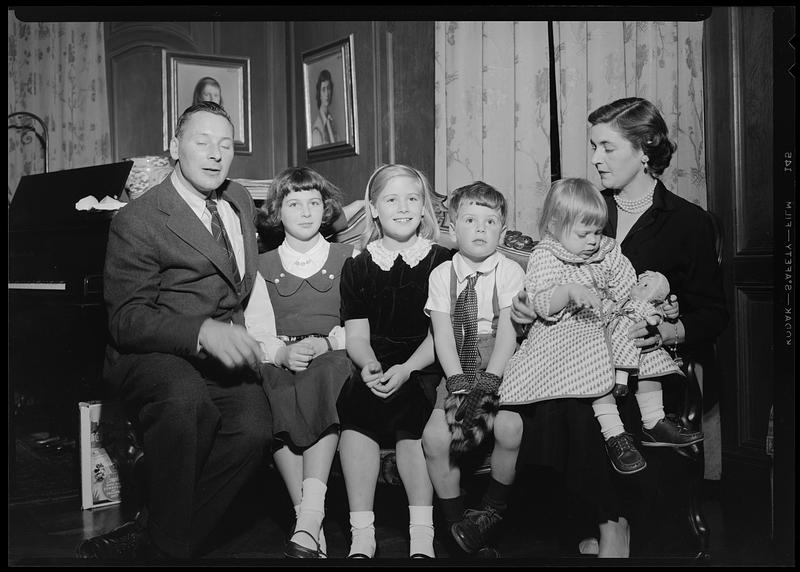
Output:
[449, 263, 500, 336]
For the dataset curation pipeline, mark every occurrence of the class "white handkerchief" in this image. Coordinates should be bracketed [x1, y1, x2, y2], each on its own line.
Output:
[75, 195, 126, 211]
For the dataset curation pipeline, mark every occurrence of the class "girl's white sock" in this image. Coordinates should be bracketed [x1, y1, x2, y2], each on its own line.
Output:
[592, 403, 625, 440]
[294, 478, 326, 551]
[408, 505, 435, 558]
[295, 502, 326, 557]
[636, 390, 665, 430]
[349, 510, 376, 558]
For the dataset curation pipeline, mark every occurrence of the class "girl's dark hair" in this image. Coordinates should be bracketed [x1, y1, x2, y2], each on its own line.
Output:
[588, 97, 677, 177]
[316, 69, 334, 109]
[256, 166, 343, 237]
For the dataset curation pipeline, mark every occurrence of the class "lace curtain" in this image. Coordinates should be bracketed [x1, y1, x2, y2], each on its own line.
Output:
[434, 20, 706, 239]
[8, 11, 112, 201]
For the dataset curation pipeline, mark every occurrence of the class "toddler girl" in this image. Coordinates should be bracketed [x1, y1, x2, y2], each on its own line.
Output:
[501, 178, 652, 474]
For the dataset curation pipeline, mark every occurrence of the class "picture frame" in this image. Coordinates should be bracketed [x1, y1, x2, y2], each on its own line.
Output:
[302, 35, 359, 161]
[162, 51, 252, 154]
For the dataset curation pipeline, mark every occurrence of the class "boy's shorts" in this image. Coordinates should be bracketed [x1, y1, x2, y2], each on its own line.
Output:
[433, 333, 495, 410]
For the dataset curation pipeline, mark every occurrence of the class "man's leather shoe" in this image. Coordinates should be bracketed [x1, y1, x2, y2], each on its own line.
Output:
[75, 517, 166, 560]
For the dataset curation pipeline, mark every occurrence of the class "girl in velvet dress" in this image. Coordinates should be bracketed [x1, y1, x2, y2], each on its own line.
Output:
[337, 164, 452, 559]
[246, 167, 356, 559]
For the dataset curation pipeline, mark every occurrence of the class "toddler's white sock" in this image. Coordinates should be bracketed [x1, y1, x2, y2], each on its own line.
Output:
[592, 403, 625, 440]
[636, 390, 665, 430]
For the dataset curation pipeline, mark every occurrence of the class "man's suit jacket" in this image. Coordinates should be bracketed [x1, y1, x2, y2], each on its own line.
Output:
[103, 176, 259, 381]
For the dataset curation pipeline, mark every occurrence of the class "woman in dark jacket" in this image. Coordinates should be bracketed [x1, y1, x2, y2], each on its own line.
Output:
[508, 97, 727, 557]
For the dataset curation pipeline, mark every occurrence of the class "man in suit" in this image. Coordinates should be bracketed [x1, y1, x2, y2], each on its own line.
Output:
[76, 101, 272, 560]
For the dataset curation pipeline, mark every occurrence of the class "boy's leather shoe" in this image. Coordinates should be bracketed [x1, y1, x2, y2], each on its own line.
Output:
[605, 433, 647, 474]
[641, 415, 704, 447]
[450, 507, 503, 554]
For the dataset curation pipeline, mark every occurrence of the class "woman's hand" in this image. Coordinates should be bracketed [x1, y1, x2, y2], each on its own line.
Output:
[662, 294, 680, 321]
[628, 318, 684, 352]
[370, 364, 411, 399]
[277, 339, 316, 372]
[510, 290, 536, 325]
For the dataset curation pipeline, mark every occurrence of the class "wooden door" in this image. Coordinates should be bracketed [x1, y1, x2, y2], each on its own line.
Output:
[705, 6, 793, 562]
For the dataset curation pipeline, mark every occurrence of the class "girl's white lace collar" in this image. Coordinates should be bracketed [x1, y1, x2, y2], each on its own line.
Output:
[367, 237, 433, 271]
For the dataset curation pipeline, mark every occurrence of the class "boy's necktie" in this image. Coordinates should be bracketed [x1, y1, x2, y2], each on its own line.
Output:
[206, 196, 241, 284]
[453, 273, 480, 380]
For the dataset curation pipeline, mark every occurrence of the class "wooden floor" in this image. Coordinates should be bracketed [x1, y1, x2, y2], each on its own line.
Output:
[8, 417, 785, 567]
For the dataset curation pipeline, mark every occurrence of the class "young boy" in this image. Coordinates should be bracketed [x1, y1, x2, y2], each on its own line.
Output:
[421, 181, 525, 556]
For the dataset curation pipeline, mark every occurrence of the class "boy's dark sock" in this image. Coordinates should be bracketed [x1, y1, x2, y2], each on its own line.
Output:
[440, 495, 465, 525]
[482, 477, 511, 514]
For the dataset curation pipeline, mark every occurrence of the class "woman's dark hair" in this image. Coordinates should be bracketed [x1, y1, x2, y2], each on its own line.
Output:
[315, 69, 334, 110]
[192, 77, 223, 106]
[256, 166, 343, 237]
[587, 97, 677, 177]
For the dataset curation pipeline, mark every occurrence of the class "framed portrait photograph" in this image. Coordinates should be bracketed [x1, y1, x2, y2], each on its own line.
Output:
[162, 51, 252, 154]
[302, 35, 359, 161]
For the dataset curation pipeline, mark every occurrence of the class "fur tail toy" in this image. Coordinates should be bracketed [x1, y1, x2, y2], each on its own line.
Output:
[444, 371, 502, 460]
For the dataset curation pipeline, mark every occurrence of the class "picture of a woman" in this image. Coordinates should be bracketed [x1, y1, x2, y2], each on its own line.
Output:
[192, 76, 223, 107]
[311, 69, 337, 146]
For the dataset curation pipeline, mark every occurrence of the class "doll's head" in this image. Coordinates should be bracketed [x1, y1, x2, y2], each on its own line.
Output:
[630, 270, 670, 303]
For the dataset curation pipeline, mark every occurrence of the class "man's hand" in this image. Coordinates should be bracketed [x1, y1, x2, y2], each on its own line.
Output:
[198, 319, 262, 370]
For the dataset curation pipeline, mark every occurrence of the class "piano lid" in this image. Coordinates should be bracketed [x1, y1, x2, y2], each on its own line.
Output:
[9, 160, 133, 233]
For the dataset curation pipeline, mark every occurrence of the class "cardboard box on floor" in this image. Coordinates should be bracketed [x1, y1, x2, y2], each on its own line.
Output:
[78, 401, 125, 510]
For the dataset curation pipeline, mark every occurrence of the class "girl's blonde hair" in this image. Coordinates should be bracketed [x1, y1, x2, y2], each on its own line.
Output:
[538, 177, 607, 239]
[360, 164, 440, 249]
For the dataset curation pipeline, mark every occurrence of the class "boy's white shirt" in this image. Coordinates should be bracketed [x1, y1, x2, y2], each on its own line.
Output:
[425, 250, 525, 335]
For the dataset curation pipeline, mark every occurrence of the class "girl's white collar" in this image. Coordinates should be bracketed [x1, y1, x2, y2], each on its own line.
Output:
[367, 237, 433, 271]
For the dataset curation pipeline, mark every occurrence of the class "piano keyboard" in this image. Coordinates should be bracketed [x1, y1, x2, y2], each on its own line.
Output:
[8, 282, 67, 291]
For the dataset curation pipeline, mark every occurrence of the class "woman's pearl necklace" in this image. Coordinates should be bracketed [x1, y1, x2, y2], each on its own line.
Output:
[614, 187, 655, 214]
